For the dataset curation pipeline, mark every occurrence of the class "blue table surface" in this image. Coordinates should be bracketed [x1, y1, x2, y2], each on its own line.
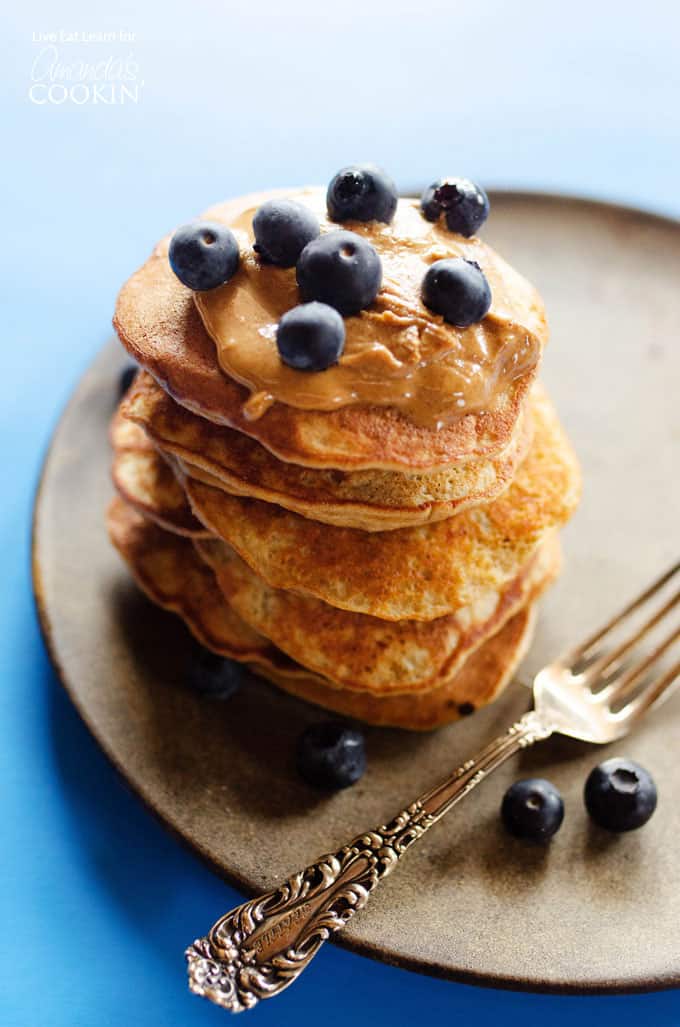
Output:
[3, 2, 680, 1023]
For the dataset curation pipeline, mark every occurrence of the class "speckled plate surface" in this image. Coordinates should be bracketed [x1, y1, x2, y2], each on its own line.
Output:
[33, 194, 680, 993]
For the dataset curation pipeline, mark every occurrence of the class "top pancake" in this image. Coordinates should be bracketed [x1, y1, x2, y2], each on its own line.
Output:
[123, 371, 532, 531]
[113, 189, 547, 471]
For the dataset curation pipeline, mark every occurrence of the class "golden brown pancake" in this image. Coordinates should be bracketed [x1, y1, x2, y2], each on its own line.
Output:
[106, 496, 536, 730]
[194, 532, 559, 694]
[179, 385, 580, 621]
[107, 496, 266, 660]
[256, 606, 536, 731]
[113, 189, 545, 471]
[108, 418, 557, 692]
[123, 371, 533, 531]
[110, 406, 209, 538]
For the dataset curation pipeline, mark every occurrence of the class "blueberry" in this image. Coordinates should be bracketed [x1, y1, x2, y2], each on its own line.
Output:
[118, 361, 138, 398]
[277, 302, 345, 372]
[420, 177, 490, 237]
[297, 230, 382, 315]
[501, 778, 565, 842]
[169, 220, 240, 291]
[186, 645, 243, 699]
[584, 758, 657, 832]
[252, 198, 320, 268]
[327, 165, 398, 224]
[296, 720, 366, 790]
[421, 258, 491, 327]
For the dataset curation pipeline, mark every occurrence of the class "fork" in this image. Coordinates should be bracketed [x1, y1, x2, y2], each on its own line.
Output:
[186, 561, 680, 1013]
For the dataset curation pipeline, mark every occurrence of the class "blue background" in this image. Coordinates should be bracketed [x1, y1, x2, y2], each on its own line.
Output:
[3, 2, 680, 1023]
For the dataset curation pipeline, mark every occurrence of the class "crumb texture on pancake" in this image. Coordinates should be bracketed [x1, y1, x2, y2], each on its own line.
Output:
[179, 387, 580, 621]
[106, 496, 266, 659]
[194, 532, 559, 694]
[256, 605, 536, 730]
[106, 494, 538, 730]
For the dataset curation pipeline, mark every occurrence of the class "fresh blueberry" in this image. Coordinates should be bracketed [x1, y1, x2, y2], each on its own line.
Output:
[297, 230, 382, 315]
[501, 778, 565, 842]
[420, 182, 443, 222]
[296, 720, 366, 790]
[421, 258, 491, 327]
[185, 644, 243, 699]
[253, 199, 320, 268]
[327, 165, 398, 224]
[584, 758, 657, 832]
[118, 361, 138, 398]
[169, 220, 240, 291]
[276, 302, 345, 372]
[420, 177, 490, 237]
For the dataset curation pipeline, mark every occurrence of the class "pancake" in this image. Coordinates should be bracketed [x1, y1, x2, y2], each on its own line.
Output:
[194, 532, 559, 694]
[113, 189, 546, 472]
[107, 496, 536, 730]
[110, 406, 209, 538]
[256, 605, 536, 731]
[107, 496, 267, 660]
[123, 371, 533, 531]
[180, 385, 580, 621]
[108, 422, 557, 692]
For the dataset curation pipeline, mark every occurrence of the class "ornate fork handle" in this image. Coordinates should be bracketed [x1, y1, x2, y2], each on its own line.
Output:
[186, 710, 552, 1013]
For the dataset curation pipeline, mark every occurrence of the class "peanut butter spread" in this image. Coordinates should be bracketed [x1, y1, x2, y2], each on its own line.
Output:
[194, 188, 547, 428]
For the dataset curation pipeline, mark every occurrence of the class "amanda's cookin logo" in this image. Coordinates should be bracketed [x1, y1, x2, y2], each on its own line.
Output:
[29, 30, 143, 105]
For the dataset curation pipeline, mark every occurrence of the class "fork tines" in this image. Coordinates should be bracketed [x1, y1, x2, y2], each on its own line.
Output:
[565, 560, 680, 716]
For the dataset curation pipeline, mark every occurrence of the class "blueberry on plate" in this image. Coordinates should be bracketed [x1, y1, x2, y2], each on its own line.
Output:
[422, 258, 491, 327]
[420, 177, 489, 237]
[169, 220, 240, 291]
[327, 164, 398, 224]
[296, 720, 366, 790]
[296, 230, 382, 316]
[253, 198, 320, 268]
[584, 758, 657, 832]
[186, 645, 243, 700]
[277, 302, 345, 372]
[501, 778, 565, 842]
[118, 361, 138, 398]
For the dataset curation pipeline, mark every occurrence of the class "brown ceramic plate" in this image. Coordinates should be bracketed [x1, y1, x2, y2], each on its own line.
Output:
[33, 194, 680, 993]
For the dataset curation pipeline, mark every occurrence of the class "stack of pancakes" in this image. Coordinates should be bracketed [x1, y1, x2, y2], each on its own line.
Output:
[108, 189, 580, 730]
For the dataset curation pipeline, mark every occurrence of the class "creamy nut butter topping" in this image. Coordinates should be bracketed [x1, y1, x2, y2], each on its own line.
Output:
[194, 189, 546, 428]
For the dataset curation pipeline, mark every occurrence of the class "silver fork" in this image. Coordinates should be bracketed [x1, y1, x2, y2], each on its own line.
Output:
[186, 561, 680, 1013]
